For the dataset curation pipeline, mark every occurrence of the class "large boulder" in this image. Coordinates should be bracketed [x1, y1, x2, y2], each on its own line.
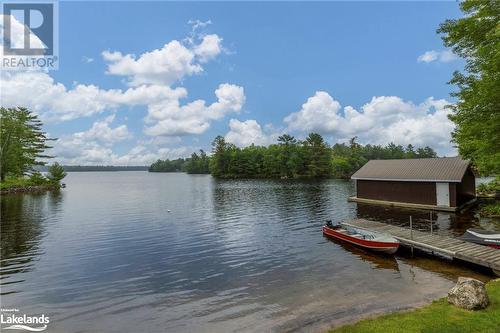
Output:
[448, 277, 489, 310]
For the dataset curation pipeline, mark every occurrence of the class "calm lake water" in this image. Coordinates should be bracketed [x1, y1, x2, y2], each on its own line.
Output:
[1, 172, 499, 332]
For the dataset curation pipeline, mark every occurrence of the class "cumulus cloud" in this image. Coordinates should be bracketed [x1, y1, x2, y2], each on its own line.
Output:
[417, 50, 457, 63]
[194, 34, 223, 63]
[144, 83, 245, 136]
[284, 91, 455, 155]
[225, 119, 278, 147]
[0, 71, 186, 121]
[284, 91, 342, 133]
[73, 114, 131, 145]
[103, 33, 223, 86]
[52, 116, 191, 165]
[1, 71, 110, 121]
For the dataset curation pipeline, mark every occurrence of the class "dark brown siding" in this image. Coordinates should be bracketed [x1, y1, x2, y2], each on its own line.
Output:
[457, 167, 476, 205]
[357, 180, 436, 205]
[449, 183, 457, 207]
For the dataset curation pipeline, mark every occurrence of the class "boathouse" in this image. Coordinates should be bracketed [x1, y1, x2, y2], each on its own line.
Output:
[349, 157, 476, 211]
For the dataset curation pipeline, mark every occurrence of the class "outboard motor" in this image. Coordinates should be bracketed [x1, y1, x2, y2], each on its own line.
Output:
[325, 220, 334, 228]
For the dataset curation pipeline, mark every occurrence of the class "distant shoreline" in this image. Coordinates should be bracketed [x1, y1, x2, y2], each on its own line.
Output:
[36, 166, 149, 172]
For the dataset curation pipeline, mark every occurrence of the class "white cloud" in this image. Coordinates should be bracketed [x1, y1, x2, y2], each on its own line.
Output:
[1, 71, 245, 135]
[73, 115, 131, 145]
[284, 92, 455, 155]
[52, 116, 191, 165]
[194, 34, 223, 63]
[417, 50, 457, 63]
[102, 33, 223, 86]
[188, 19, 212, 31]
[0, 71, 187, 122]
[144, 83, 245, 136]
[1, 72, 110, 121]
[103, 41, 202, 86]
[284, 91, 342, 133]
[225, 119, 277, 147]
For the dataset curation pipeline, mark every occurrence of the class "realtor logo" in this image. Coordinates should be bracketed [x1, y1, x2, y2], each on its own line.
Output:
[0, 308, 50, 332]
[1, 0, 59, 70]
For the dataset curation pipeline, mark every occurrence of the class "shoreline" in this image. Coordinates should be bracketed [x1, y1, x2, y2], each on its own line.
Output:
[0, 184, 61, 195]
[326, 279, 500, 333]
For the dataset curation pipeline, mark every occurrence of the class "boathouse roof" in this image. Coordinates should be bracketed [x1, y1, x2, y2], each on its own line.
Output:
[351, 157, 471, 183]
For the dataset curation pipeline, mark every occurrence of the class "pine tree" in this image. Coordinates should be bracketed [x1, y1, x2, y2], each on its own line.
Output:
[0, 107, 53, 181]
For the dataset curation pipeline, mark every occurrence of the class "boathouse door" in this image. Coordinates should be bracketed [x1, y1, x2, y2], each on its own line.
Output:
[436, 182, 450, 207]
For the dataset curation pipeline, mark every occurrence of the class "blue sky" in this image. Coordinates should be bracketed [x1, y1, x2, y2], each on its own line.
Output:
[1, 1, 464, 165]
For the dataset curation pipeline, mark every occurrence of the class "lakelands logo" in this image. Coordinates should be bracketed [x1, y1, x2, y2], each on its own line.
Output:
[0, 308, 49, 331]
[1, 0, 59, 70]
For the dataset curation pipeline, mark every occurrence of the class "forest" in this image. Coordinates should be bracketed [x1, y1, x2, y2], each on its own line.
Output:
[149, 134, 437, 179]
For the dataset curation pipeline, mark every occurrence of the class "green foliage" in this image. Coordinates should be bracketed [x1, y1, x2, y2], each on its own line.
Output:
[209, 133, 332, 179]
[47, 162, 67, 183]
[438, 1, 500, 175]
[0, 107, 53, 181]
[330, 279, 500, 333]
[479, 202, 500, 217]
[331, 137, 437, 178]
[185, 150, 210, 174]
[148, 158, 187, 172]
[0, 177, 33, 190]
[29, 172, 49, 185]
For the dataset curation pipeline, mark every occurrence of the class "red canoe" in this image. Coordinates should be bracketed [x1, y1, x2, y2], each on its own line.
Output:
[323, 222, 400, 254]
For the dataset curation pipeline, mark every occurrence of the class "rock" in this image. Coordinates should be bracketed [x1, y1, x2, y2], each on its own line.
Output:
[448, 277, 489, 310]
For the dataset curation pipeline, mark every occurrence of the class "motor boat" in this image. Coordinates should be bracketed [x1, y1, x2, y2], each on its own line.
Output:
[322, 220, 400, 254]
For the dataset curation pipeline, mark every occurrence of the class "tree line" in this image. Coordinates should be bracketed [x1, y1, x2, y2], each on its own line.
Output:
[150, 134, 437, 179]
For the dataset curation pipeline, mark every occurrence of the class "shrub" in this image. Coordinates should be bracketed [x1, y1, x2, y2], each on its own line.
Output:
[29, 172, 49, 185]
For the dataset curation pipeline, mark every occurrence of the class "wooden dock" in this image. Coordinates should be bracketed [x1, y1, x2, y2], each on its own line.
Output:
[342, 219, 500, 275]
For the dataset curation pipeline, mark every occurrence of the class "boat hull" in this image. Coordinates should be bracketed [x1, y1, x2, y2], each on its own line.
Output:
[458, 229, 500, 249]
[322, 226, 399, 254]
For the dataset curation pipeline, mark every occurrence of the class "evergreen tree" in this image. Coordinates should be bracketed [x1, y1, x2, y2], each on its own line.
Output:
[0, 107, 53, 181]
[47, 162, 67, 183]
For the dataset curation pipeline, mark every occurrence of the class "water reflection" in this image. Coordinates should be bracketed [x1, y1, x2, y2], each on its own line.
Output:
[0, 191, 63, 295]
[324, 235, 400, 272]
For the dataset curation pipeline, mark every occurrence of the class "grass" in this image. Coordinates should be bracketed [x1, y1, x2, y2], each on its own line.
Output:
[329, 279, 500, 333]
[0, 177, 35, 190]
[0, 176, 56, 191]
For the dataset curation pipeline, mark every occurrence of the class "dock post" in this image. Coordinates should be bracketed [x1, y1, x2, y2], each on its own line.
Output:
[410, 216, 414, 257]
[410, 216, 413, 240]
[430, 211, 433, 235]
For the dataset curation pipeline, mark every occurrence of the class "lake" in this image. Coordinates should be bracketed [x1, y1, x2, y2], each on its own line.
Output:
[1, 172, 498, 332]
